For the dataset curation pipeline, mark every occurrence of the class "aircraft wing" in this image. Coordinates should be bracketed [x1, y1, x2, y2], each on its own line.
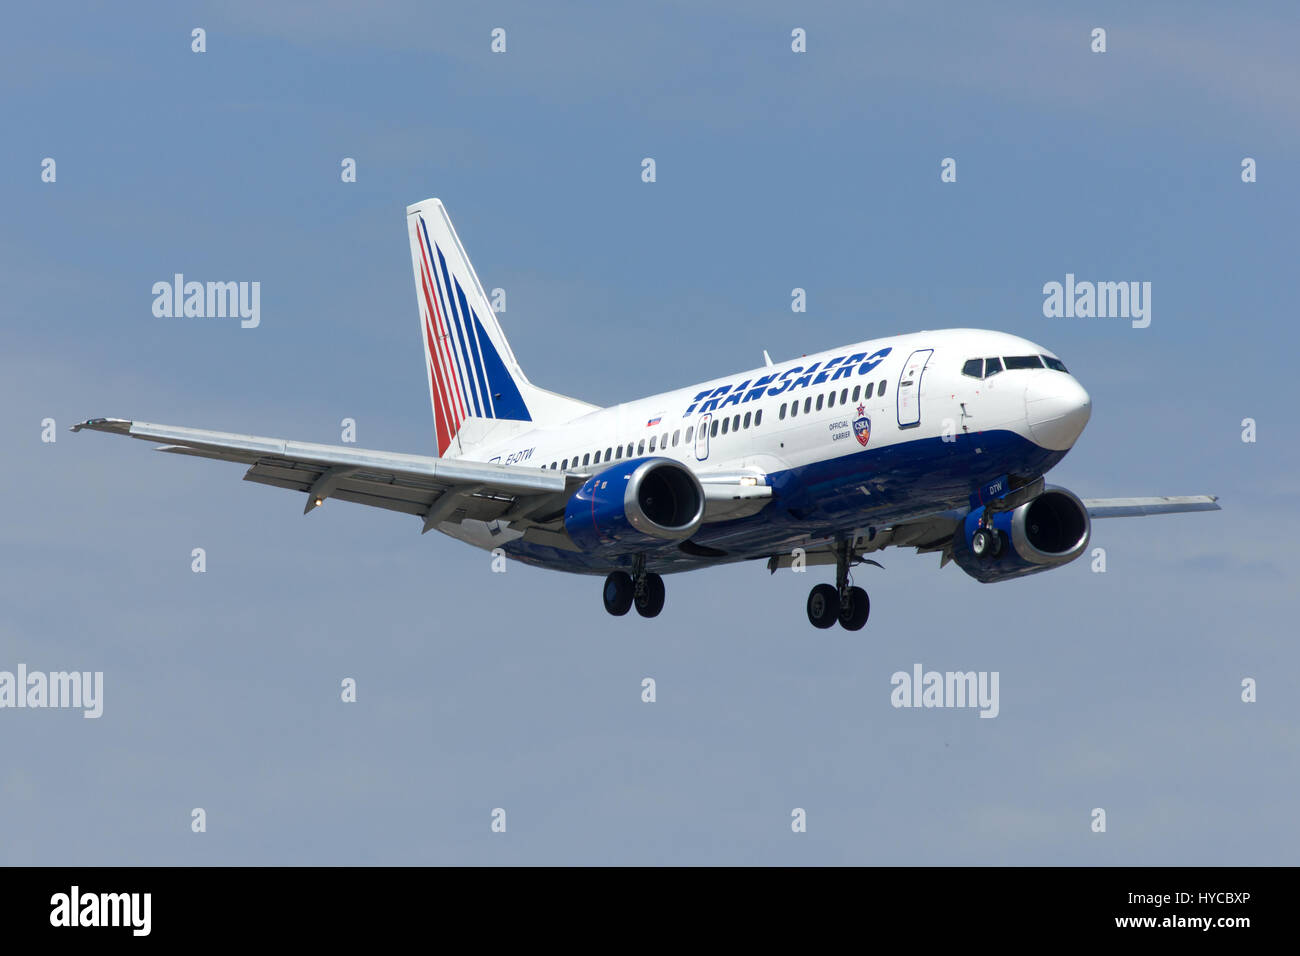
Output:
[893, 494, 1220, 565]
[764, 493, 1223, 571]
[1080, 496, 1220, 518]
[71, 418, 579, 533]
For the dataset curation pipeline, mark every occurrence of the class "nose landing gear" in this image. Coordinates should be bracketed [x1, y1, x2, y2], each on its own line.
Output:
[971, 524, 1004, 559]
[806, 540, 875, 631]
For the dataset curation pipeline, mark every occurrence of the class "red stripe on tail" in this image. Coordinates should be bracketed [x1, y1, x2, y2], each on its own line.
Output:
[419, 236, 470, 428]
[420, 270, 453, 453]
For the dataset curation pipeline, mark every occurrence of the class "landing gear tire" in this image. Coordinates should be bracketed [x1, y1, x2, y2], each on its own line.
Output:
[972, 526, 1005, 559]
[839, 586, 870, 631]
[807, 583, 839, 629]
[603, 571, 634, 616]
[634, 572, 665, 618]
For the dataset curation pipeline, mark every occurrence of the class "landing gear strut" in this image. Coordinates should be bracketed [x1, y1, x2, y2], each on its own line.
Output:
[806, 539, 872, 631]
[604, 555, 665, 618]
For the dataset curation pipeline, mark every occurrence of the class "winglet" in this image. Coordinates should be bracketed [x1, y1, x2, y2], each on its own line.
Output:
[71, 418, 133, 434]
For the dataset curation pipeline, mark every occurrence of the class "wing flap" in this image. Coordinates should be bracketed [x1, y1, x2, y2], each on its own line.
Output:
[328, 486, 435, 518]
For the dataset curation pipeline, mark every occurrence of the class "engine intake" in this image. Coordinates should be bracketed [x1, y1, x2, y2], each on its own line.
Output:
[952, 486, 1091, 582]
[1012, 489, 1090, 562]
[564, 458, 705, 554]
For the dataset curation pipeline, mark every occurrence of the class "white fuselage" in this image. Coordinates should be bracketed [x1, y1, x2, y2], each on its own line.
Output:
[465, 329, 1090, 482]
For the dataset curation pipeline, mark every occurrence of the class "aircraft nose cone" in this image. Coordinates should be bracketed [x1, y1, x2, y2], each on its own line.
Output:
[1025, 374, 1091, 450]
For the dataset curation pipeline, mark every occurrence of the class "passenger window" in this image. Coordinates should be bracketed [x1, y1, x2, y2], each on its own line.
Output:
[780, 403, 787, 420]
[562, 459, 569, 469]
[672, 430, 679, 447]
[804, 397, 811, 413]
[962, 358, 983, 378]
[593, 450, 600, 464]
[840, 388, 848, 405]
[984, 357, 1002, 377]
[790, 401, 798, 417]
[627, 443, 634, 457]
[710, 420, 719, 437]
[686, 426, 694, 442]
[605, 447, 612, 460]
[852, 385, 860, 402]
[583, 453, 590, 466]
[637, 440, 645, 455]
[649, 436, 656, 452]
[721, 417, 729, 434]
[615, 446, 622, 460]
[743, 412, 751, 429]
[816, 394, 824, 411]
[755, 409, 762, 426]
[827, 391, 835, 408]
[878, 380, 886, 397]
[732, 414, 740, 431]
[865, 382, 873, 399]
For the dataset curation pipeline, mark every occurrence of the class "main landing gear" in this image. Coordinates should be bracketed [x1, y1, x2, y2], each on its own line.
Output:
[806, 540, 873, 631]
[603, 555, 665, 618]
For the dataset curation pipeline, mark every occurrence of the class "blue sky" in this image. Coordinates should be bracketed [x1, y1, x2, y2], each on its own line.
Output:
[2, 0, 1297, 864]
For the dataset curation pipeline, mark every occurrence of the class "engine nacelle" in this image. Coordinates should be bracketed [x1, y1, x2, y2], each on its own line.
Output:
[952, 486, 1091, 583]
[564, 457, 705, 554]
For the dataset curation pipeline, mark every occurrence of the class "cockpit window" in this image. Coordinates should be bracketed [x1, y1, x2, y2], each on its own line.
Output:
[1002, 355, 1043, 370]
[962, 354, 1061, 379]
[962, 356, 1014, 379]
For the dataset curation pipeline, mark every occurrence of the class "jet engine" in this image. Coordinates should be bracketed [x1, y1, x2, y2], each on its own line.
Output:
[564, 457, 705, 554]
[951, 486, 1091, 583]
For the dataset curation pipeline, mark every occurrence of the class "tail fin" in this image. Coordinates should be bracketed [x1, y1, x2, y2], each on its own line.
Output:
[406, 198, 594, 456]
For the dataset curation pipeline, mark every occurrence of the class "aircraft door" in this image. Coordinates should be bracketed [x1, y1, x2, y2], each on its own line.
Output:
[896, 348, 933, 428]
[695, 413, 711, 461]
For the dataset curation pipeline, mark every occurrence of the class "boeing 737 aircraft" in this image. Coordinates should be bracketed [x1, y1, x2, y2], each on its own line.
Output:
[75, 198, 1220, 629]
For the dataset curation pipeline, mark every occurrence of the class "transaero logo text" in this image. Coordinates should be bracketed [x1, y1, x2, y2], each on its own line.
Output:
[50, 886, 151, 936]
[0, 665, 103, 718]
[683, 347, 892, 417]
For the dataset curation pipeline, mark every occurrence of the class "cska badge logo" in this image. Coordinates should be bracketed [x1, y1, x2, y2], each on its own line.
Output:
[853, 403, 871, 447]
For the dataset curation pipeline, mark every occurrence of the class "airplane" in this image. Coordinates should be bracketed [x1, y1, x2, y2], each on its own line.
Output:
[74, 198, 1220, 629]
